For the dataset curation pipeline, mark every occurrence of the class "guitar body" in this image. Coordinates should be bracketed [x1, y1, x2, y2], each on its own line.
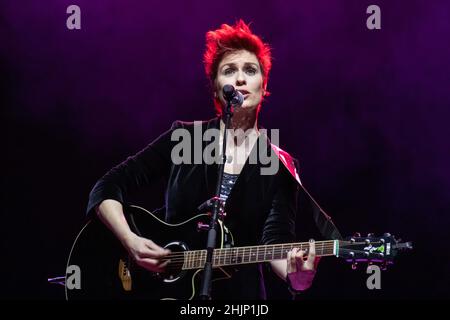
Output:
[65, 205, 233, 300]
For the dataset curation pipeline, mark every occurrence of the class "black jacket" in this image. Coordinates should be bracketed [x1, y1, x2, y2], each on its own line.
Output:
[87, 117, 300, 299]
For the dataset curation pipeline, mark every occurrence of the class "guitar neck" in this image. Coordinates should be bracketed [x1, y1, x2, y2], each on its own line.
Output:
[181, 240, 339, 270]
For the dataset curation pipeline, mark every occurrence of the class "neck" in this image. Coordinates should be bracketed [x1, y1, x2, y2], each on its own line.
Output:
[220, 106, 259, 132]
[180, 240, 338, 270]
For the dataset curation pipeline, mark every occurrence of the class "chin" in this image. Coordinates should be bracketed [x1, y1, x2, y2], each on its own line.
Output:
[238, 105, 257, 113]
[243, 100, 258, 108]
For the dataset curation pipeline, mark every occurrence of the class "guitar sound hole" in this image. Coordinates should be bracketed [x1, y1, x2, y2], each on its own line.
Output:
[161, 242, 187, 282]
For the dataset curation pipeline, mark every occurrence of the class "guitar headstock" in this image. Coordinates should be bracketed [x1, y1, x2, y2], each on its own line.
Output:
[338, 233, 413, 270]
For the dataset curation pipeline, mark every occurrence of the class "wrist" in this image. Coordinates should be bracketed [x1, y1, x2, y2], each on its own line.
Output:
[120, 231, 137, 248]
[286, 274, 303, 295]
[286, 270, 315, 293]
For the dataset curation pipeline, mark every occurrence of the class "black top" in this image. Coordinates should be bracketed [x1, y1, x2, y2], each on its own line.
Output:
[87, 117, 300, 299]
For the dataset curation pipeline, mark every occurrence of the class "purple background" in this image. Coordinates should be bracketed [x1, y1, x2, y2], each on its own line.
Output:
[2, 0, 449, 299]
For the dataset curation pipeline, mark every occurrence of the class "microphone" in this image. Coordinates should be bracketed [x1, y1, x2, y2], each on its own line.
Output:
[222, 84, 244, 107]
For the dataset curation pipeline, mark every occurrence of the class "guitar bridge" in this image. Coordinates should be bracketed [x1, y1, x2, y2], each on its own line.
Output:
[118, 258, 132, 291]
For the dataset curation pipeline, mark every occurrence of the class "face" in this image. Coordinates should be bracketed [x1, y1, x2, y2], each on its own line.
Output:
[215, 50, 265, 110]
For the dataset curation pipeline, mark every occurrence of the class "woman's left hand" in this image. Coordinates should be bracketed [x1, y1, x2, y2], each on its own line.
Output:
[286, 239, 321, 291]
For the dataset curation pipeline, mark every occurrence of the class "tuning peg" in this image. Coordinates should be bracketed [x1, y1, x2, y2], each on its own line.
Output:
[353, 232, 361, 238]
[367, 233, 375, 237]
[383, 233, 391, 237]
[349, 252, 358, 270]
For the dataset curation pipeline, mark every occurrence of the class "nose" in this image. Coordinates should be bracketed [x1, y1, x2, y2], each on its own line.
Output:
[236, 70, 246, 86]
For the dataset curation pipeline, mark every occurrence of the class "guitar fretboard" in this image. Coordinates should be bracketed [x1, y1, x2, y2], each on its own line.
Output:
[182, 240, 337, 270]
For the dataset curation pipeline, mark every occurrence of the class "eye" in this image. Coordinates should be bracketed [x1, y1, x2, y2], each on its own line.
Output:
[245, 67, 257, 75]
[224, 68, 235, 75]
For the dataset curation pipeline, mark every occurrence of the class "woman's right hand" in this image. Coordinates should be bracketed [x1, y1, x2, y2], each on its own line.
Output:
[121, 233, 171, 273]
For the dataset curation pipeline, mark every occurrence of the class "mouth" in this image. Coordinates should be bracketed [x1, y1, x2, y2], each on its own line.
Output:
[237, 90, 250, 95]
[237, 90, 250, 99]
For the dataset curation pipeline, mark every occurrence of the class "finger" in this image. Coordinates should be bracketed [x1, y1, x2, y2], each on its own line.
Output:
[307, 239, 316, 261]
[158, 259, 170, 269]
[287, 249, 296, 273]
[145, 241, 170, 257]
[286, 249, 292, 273]
[137, 258, 165, 273]
[294, 249, 305, 263]
[295, 249, 305, 258]
[145, 238, 163, 250]
[144, 239, 156, 248]
[135, 247, 167, 260]
[149, 250, 170, 259]
[144, 239, 159, 250]
[291, 247, 298, 256]
[292, 247, 300, 261]
[293, 248, 305, 270]
[134, 246, 157, 259]
[299, 240, 316, 270]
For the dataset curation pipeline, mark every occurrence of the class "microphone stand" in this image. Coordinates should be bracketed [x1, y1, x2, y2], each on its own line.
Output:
[198, 98, 234, 300]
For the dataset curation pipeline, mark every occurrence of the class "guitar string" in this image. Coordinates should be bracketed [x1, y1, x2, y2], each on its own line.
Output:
[157, 241, 342, 258]
[159, 251, 355, 269]
[159, 243, 337, 261]
[163, 250, 385, 269]
[156, 242, 378, 264]
[154, 241, 376, 261]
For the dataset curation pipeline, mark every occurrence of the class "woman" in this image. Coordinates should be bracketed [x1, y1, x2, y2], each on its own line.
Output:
[87, 20, 320, 299]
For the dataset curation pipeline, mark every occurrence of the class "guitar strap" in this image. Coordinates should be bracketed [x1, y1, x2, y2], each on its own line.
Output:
[270, 144, 343, 240]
